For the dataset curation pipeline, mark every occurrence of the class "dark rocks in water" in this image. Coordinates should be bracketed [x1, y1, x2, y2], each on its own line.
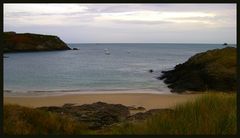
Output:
[149, 69, 154, 73]
[223, 43, 228, 45]
[38, 102, 130, 129]
[159, 47, 236, 93]
[72, 48, 79, 50]
[3, 32, 71, 53]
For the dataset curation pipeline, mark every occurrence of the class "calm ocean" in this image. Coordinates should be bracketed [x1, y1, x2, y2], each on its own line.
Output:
[4, 43, 225, 95]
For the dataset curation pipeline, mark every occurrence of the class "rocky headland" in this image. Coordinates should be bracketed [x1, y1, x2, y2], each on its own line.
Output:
[159, 47, 236, 93]
[3, 32, 71, 52]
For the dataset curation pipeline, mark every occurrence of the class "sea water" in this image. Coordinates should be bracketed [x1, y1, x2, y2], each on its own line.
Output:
[4, 43, 225, 95]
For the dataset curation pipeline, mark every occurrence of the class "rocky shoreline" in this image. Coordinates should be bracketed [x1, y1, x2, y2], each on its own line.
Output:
[159, 47, 236, 93]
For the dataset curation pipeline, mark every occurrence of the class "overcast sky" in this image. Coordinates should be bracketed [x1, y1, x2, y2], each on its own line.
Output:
[4, 4, 236, 44]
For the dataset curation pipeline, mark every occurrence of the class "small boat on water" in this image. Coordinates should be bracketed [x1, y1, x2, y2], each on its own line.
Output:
[104, 48, 110, 55]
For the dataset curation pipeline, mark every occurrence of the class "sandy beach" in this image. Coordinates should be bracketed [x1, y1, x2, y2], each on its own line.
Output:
[4, 90, 202, 110]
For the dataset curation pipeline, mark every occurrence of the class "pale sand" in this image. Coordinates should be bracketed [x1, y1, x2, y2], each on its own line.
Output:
[4, 90, 203, 110]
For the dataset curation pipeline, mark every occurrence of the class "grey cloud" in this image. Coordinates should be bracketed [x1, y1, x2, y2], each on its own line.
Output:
[106, 19, 173, 25]
[4, 4, 236, 44]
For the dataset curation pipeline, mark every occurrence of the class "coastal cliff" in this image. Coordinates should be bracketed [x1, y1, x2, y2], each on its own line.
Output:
[159, 47, 236, 93]
[3, 32, 71, 52]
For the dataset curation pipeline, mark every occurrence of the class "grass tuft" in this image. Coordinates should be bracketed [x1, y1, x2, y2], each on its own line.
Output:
[4, 104, 93, 135]
[106, 93, 236, 135]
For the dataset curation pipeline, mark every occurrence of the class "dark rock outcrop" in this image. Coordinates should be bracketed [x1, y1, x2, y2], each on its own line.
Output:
[159, 47, 236, 93]
[38, 102, 130, 129]
[3, 32, 71, 52]
[127, 106, 146, 111]
[127, 109, 173, 121]
[72, 48, 79, 50]
[149, 69, 154, 73]
[37, 102, 173, 129]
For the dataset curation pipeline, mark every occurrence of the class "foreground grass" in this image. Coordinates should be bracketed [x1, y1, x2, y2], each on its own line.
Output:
[4, 93, 236, 135]
[4, 104, 93, 135]
[106, 93, 236, 135]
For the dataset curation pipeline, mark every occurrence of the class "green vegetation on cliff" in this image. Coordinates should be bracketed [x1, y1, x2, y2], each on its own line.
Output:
[3, 32, 71, 52]
[4, 93, 236, 135]
[159, 47, 237, 93]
